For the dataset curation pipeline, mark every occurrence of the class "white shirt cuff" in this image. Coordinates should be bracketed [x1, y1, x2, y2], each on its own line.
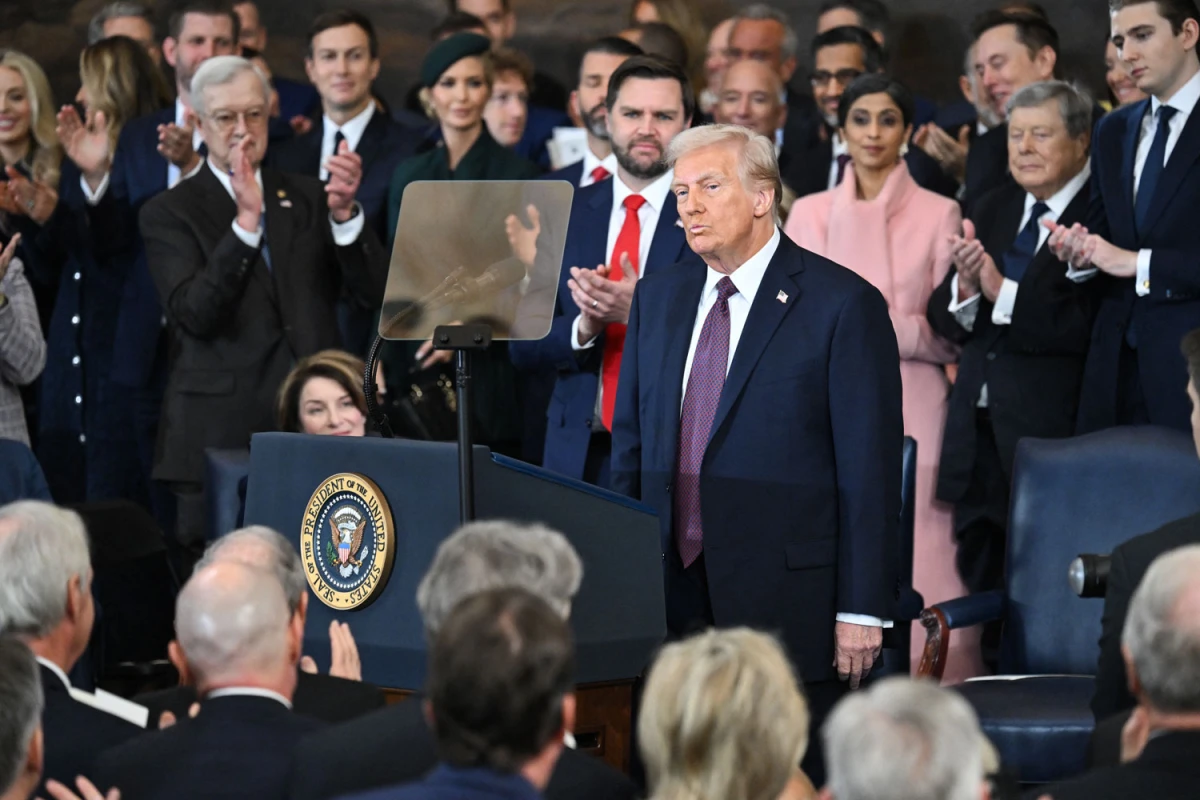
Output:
[990, 278, 1019, 326]
[836, 613, 894, 628]
[81, 172, 110, 205]
[570, 314, 598, 351]
[330, 203, 365, 246]
[231, 220, 262, 249]
[1065, 265, 1099, 283]
[948, 274, 980, 331]
[1136, 249, 1152, 296]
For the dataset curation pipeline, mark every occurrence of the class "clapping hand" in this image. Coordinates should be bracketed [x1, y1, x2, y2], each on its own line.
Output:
[300, 621, 363, 682]
[229, 137, 262, 234]
[914, 123, 970, 183]
[0, 166, 58, 224]
[505, 204, 541, 267]
[157, 112, 200, 172]
[43, 776, 120, 800]
[569, 254, 638, 344]
[325, 139, 362, 222]
[1042, 219, 1138, 277]
[55, 105, 111, 189]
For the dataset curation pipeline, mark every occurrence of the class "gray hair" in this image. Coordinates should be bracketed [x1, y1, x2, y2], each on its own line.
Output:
[175, 561, 292, 687]
[189, 55, 271, 116]
[1122, 544, 1200, 712]
[666, 123, 783, 227]
[416, 521, 582, 635]
[823, 678, 987, 800]
[198, 526, 306, 614]
[731, 4, 799, 63]
[87, 1, 155, 46]
[0, 635, 42, 797]
[0, 501, 91, 639]
[1006, 79, 1094, 139]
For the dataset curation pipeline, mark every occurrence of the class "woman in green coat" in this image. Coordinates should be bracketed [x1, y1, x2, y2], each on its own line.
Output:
[382, 33, 540, 456]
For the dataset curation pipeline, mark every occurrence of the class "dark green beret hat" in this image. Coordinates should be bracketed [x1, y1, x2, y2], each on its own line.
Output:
[421, 33, 492, 89]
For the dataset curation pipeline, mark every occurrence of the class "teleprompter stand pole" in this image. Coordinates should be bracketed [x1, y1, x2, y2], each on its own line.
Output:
[432, 323, 492, 523]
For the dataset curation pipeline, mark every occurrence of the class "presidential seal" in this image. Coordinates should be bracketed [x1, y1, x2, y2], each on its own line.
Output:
[301, 473, 396, 610]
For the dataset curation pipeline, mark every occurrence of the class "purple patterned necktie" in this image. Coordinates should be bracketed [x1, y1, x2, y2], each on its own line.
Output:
[674, 276, 739, 567]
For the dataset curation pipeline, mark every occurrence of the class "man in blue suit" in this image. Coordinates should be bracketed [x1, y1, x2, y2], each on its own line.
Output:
[610, 124, 903, 783]
[510, 56, 695, 486]
[1044, 0, 1200, 433]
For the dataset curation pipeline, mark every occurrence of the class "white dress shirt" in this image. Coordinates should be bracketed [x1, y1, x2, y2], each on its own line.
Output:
[208, 158, 364, 248]
[319, 102, 375, 181]
[1133, 68, 1200, 296]
[82, 98, 204, 204]
[206, 686, 293, 709]
[826, 133, 849, 191]
[948, 163, 1093, 407]
[578, 148, 619, 188]
[682, 227, 889, 629]
[35, 656, 71, 690]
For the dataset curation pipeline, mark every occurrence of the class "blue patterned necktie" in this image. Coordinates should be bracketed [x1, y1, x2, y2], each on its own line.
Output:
[1002, 201, 1050, 283]
[674, 276, 739, 567]
[1135, 105, 1177, 236]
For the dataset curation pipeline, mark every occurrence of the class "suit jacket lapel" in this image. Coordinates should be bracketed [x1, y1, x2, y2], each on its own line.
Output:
[262, 169, 295, 304]
[708, 235, 802, 445]
[355, 112, 389, 173]
[1144, 101, 1200, 235]
[190, 164, 239, 237]
[583, 180, 613, 267]
[645, 195, 687, 275]
[982, 184, 1026, 268]
[1121, 100, 1147, 221]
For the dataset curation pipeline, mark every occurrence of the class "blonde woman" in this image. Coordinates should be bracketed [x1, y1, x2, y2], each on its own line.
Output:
[0, 49, 62, 225]
[640, 628, 816, 800]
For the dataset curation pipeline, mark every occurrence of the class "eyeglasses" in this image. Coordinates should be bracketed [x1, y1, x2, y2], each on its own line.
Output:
[810, 69, 863, 88]
[205, 106, 269, 132]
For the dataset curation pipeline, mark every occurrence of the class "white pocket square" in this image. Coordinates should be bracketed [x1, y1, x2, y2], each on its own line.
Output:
[675, 218, 684, 228]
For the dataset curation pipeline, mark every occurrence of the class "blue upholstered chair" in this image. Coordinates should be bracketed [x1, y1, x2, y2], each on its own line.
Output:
[918, 426, 1200, 784]
[204, 448, 251, 541]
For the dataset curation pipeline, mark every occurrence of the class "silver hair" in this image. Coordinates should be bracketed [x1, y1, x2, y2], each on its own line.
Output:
[0, 635, 42, 797]
[731, 4, 799, 63]
[189, 55, 271, 117]
[416, 521, 582, 635]
[665, 123, 783, 227]
[87, 1, 155, 46]
[0, 501, 91, 639]
[174, 561, 291, 686]
[198, 526, 306, 614]
[822, 678, 987, 800]
[1007, 80, 1094, 139]
[1122, 544, 1200, 712]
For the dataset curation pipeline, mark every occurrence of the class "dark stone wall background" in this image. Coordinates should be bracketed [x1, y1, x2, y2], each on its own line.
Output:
[0, 0, 1111, 117]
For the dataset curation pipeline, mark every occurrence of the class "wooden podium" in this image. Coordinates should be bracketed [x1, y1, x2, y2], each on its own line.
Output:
[243, 433, 665, 774]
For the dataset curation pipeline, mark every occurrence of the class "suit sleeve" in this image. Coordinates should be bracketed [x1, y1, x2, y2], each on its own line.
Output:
[926, 265, 972, 345]
[892, 203, 961, 364]
[1146, 249, 1200, 301]
[609, 283, 644, 500]
[830, 284, 904, 618]
[0, 261, 47, 387]
[1092, 544, 1137, 720]
[139, 197, 259, 340]
[1006, 250, 1100, 356]
[328, 201, 388, 311]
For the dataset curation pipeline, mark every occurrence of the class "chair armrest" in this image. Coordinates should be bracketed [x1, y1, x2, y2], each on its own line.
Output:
[916, 591, 1006, 680]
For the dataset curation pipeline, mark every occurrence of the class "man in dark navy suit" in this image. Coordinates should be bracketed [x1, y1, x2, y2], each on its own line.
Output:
[610, 124, 903, 784]
[543, 36, 643, 188]
[271, 9, 421, 355]
[510, 56, 696, 487]
[1044, 0, 1200, 434]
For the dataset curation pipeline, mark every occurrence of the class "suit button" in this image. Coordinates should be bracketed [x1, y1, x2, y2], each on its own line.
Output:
[661, 552, 666, 562]
[585, 418, 593, 430]
[665, 482, 671, 494]
[986, 352, 996, 361]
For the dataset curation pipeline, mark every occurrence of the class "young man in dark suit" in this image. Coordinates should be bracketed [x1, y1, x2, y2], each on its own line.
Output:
[138, 55, 386, 545]
[610, 123, 903, 785]
[509, 56, 695, 487]
[271, 10, 422, 355]
[0, 502, 142, 792]
[288, 522, 637, 800]
[927, 80, 1099, 595]
[94, 560, 323, 799]
[1045, 0, 1200, 435]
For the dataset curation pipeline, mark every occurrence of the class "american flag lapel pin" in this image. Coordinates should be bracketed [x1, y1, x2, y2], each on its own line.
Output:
[278, 189, 292, 208]
[776, 290, 788, 304]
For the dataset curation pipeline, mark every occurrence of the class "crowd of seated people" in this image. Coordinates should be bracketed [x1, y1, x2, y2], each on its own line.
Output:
[3, 0, 1200, 796]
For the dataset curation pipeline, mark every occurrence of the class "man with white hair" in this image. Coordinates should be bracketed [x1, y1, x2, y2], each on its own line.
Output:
[610, 123, 902, 784]
[820, 677, 991, 800]
[0, 634, 45, 800]
[133, 526, 383, 725]
[289, 521, 636, 800]
[137, 54, 387, 544]
[1041, 544, 1200, 799]
[92, 559, 320, 798]
[0, 501, 141, 790]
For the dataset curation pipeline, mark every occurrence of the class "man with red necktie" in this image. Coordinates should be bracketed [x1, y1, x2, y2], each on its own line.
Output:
[510, 56, 696, 487]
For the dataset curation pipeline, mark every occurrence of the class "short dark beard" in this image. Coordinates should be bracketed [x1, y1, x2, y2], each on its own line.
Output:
[579, 99, 609, 141]
[613, 140, 668, 181]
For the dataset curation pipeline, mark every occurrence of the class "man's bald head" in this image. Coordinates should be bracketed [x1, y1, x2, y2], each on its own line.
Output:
[714, 59, 785, 139]
[173, 561, 296, 693]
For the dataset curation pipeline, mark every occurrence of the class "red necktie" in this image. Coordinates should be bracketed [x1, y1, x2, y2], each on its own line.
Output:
[600, 194, 646, 429]
[590, 165, 611, 184]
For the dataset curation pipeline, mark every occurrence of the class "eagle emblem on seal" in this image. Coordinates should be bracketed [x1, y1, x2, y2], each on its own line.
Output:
[325, 507, 367, 578]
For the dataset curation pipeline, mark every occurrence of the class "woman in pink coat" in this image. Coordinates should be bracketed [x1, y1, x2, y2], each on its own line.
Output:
[785, 75, 982, 682]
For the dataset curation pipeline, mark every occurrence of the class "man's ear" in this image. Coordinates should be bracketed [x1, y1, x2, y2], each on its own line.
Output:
[26, 726, 43, 780]
[65, 574, 86, 627]
[502, 12, 517, 43]
[163, 37, 179, 70]
[1035, 46, 1057, 80]
[560, 692, 577, 736]
[818, 788, 835, 800]
[168, 640, 194, 687]
[1122, 643, 1143, 697]
[304, 57, 317, 86]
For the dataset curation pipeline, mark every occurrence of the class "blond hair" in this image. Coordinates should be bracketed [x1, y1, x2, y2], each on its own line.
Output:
[639, 628, 810, 800]
[0, 50, 62, 189]
[79, 36, 172, 152]
[666, 123, 782, 227]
